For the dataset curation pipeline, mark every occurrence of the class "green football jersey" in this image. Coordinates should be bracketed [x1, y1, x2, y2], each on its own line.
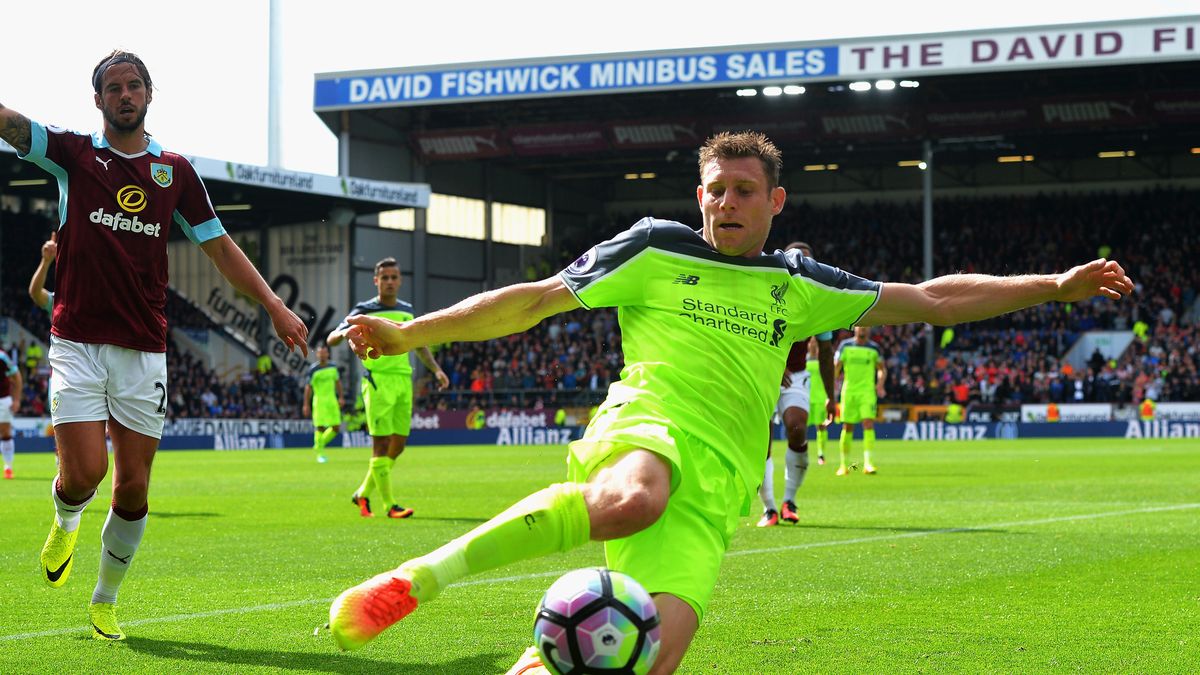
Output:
[336, 298, 417, 376]
[560, 218, 880, 496]
[308, 362, 340, 404]
[835, 338, 883, 392]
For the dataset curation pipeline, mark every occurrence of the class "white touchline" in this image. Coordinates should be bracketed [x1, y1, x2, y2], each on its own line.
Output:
[3, 502, 1197, 642]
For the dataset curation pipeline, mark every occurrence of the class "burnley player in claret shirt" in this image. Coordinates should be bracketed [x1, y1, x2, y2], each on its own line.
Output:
[0, 49, 309, 641]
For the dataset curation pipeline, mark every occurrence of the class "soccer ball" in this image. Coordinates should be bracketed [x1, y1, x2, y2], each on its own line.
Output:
[533, 567, 661, 675]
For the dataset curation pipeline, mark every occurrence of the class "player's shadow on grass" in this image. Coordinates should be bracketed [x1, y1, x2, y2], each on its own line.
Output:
[127, 636, 504, 674]
[151, 511, 222, 519]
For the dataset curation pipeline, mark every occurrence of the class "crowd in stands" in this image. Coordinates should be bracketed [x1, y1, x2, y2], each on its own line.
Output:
[3, 187, 1198, 419]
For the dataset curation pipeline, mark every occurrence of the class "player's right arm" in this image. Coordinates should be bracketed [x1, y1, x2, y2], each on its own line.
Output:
[0, 103, 32, 155]
[346, 276, 581, 360]
[28, 234, 56, 310]
[302, 381, 313, 417]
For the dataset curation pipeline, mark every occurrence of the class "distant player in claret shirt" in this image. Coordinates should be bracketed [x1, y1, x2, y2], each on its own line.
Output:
[0, 351, 22, 480]
[757, 241, 836, 528]
[834, 326, 887, 475]
[29, 232, 57, 314]
[304, 344, 344, 464]
[324, 131, 1132, 673]
[27, 232, 58, 463]
[327, 257, 449, 519]
[0, 49, 308, 641]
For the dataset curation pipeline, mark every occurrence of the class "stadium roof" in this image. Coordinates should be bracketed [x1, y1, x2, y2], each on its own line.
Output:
[312, 16, 1200, 193]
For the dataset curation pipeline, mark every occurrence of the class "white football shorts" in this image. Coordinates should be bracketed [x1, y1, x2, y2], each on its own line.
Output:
[775, 369, 811, 420]
[49, 335, 168, 439]
[0, 396, 12, 424]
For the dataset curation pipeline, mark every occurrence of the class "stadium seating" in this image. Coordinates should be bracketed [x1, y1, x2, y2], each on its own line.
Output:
[2, 187, 1196, 416]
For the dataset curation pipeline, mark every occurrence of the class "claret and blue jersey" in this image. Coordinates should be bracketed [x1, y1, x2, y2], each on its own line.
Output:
[17, 120, 225, 353]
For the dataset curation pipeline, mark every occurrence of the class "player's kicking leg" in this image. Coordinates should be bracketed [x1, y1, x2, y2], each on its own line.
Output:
[329, 449, 668, 651]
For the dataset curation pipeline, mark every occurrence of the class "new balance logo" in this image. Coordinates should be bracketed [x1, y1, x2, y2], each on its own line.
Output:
[673, 274, 700, 285]
[105, 549, 132, 565]
[95, 156, 112, 170]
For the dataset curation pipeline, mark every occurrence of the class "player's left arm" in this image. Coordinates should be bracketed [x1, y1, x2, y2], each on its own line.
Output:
[860, 259, 1133, 327]
[875, 355, 887, 397]
[200, 235, 309, 357]
[414, 347, 450, 390]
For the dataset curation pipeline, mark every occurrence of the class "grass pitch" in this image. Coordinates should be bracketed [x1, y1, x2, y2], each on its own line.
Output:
[1, 438, 1197, 673]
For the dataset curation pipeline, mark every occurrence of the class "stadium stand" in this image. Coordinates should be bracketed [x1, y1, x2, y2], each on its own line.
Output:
[3, 187, 1196, 415]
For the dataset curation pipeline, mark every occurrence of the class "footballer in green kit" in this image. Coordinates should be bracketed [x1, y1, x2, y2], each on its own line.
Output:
[327, 257, 449, 519]
[834, 326, 887, 475]
[326, 132, 1133, 673]
[303, 344, 343, 464]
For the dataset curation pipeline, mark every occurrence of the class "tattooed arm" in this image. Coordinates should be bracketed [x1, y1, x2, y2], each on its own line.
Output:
[0, 103, 32, 155]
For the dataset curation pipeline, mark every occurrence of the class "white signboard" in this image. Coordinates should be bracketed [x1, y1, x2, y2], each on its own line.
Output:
[1021, 403, 1113, 423]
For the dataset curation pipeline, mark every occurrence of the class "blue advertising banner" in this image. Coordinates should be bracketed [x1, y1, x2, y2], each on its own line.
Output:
[314, 47, 838, 109]
[15, 420, 1199, 454]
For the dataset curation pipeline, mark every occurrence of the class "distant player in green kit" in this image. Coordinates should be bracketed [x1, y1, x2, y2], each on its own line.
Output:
[834, 326, 886, 475]
[303, 344, 343, 464]
[326, 131, 1133, 673]
[327, 257, 449, 518]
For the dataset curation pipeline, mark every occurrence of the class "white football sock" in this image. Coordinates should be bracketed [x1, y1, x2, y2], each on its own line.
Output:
[758, 456, 777, 512]
[1, 438, 13, 469]
[52, 476, 95, 532]
[92, 506, 148, 604]
[782, 448, 810, 504]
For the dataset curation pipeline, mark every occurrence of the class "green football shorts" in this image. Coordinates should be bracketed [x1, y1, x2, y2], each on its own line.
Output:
[840, 388, 877, 424]
[361, 372, 413, 436]
[567, 399, 743, 622]
[312, 397, 341, 428]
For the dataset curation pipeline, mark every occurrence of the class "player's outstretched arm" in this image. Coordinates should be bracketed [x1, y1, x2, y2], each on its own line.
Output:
[0, 103, 32, 155]
[28, 234, 56, 310]
[346, 276, 581, 360]
[200, 235, 309, 356]
[861, 259, 1133, 327]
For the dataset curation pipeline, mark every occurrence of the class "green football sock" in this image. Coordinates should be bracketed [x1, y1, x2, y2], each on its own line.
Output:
[399, 483, 590, 603]
[317, 427, 338, 450]
[371, 456, 395, 506]
[864, 428, 876, 463]
[312, 430, 321, 450]
[839, 428, 851, 467]
[354, 461, 376, 499]
[816, 428, 828, 454]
